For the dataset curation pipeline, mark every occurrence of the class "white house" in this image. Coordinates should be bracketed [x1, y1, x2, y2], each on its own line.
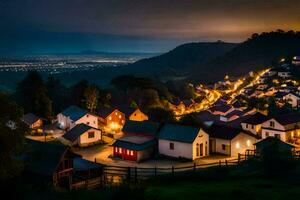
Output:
[57, 105, 98, 130]
[61, 123, 102, 147]
[158, 124, 209, 160]
[241, 112, 268, 135]
[261, 113, 300, 145]
[208, 124, 258, 157]
[283, 92, 300, 108]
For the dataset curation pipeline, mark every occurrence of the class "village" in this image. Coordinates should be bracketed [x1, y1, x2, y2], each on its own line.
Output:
[20, 55, 300, 189]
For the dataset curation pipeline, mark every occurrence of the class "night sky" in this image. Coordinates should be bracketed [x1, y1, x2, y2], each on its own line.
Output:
[1, 0, 300, 55]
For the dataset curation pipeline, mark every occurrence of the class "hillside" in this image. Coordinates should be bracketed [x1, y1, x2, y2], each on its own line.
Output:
[128, 30, 300, 83]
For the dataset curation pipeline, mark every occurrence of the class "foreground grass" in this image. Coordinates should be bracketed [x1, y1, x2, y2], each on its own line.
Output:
[145, 178, 300, 200]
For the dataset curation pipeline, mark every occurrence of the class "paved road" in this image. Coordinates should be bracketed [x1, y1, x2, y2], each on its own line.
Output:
[73, 144, 234, 168]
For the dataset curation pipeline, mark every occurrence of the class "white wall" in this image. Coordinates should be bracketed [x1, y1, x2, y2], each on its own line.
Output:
[231, 133, 257, 157]
[214, 138, 231, 155]
[241, 123, 260, 135]
[79, 129, 102, 147]
[76, 114, 98, 129]
[158, 129, 209, 160]
[57, 113, 98, 130]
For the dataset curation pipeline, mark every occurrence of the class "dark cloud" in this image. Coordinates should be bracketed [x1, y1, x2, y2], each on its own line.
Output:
[0, 0, 300, 54]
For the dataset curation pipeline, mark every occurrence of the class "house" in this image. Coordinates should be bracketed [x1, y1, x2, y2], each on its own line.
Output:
[97, 107, 125, 131]
[220, 110, 245, 122]
[292, 56, 300, 65]
[208, 124, 258, 157]
[117, 106, 148, 121]
[22, 113, 43, 129]
[158, 124, 209, 160]
[261, 112, 300, 145]
[283, 92, 300, 108]
[23, 139, 76, 186]
[57, 106, 98, 130]
[61, 123, 102, 147]
[169, 99, 195, 114]
[254, 137, 295, 156]
[277, 68, 292, 78]
[241, 112, 268, 135]
[209, 104, 234, 116]
[112, 121, 161, 162]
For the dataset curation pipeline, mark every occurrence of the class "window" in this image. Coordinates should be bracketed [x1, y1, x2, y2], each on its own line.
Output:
[246, 124, 248, 129]
[236, 142, 240, 149]
[115, 112, 118, 115]
[200, 143, 203, 156]
[265, 132, 269, 137]
[196, 143, 200, 157]
[121, 120, 124, 124]
[275, 134, 281, 139]
[251, 125, 254, 129]
[247, 140, 251, 147]
[87, 122, 90, 125]
[127, 150, 130, 155]
[115, 147, 118, 152]
[169, 143, 174, 150]
[270, 121, 275, 127]
[119, 148, 122, 153]
[222, 144, 226, 150]
[119, 115, 121, 119]
[86, 114, 89, 118]
[130, 150, 134, 156]
[88, 132, 94, 138]
[109, 116, 112, 120]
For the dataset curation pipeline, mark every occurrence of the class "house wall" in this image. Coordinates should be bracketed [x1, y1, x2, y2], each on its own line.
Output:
[31, 119, 43, 129]
[76, 114, 98, 129]
[261, 119, 287, 141]
[129, 109, 149, 121]
[158, 129, 209, 160]
[78, 129, 102, 147]
[284, 94, 300, 108]
[137, 148, 154, 162]
[106, 109, 125, 130]
[213, 138, 231, 155]
[231, 133, 257, 157]
[113, 147, 138, 161]
[241, 123, 261, 135]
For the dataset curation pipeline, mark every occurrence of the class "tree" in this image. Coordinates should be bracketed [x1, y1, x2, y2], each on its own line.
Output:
[84, 85, 99, 113]
[46, 76, 68, 113]
[147, 107, 176, 123]
[70, 80, 88, 107]
[0, 93, 27, 181]
[15, 71, 52, 119]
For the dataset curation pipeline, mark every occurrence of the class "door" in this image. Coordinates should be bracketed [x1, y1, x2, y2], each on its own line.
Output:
[200, 143, 203, 156]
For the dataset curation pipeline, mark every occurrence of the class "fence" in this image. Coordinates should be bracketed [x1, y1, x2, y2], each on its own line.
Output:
[97, 154, 246, 186]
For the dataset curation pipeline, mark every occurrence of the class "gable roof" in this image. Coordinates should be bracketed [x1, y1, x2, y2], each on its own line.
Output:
[112, 136, 156, 151]
[254, 137, 294, 150]
[159, 124, 201, 143]
[61, 105, 88, 121]
[97, 107, 118, 118]
[241, 112, 268, 125]
[224, 110, 244, 118]
[24, 139, 68, 176]
[63, 123, 96, 142]
[271, 112, 300, 125]
[22, 113, 41, 125]
[208, 124, 242, 140]
[209, 104, 232, 113]
[122, 120, 161, 136]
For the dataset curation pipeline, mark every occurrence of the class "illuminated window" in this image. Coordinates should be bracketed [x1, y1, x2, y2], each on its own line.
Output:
[236, 142, 240, 149]
[130, 151, 133, 156]
[88, 132, 94, 138]
[115, 112, 118, 115]
[109, 116, 112, 120]
[121, 120, 124, 124]
[127, 150, 129, 155]
[115, 147, 118, 152]
[119, 148, 122, 153]
[119, 115, 121, 119]
[246, 140, 251, 147]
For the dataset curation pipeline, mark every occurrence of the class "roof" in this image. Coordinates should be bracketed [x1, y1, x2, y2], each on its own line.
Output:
[159, 124, 201, 143]
[63, 123, 96, 142]
[208, 124, 242, 140]
[241, 112, 268, 125]
[224, 110, 245, 118]
[22, 113, 41, 125]
[209, 104, 232, 113]
[61, 105, 88, 121]
[122, 120, 161, 136]
[24, 139, 68, 176]
[274, 91, 288, 98]
[272, 112, 300, 125]
[112, 136, 156, 151]
[73, 157, 103, 171]
[97, 107, 117, 118]
[195, 110, 220, 123]
[208, 123, 258, 140]
[254, 137, 294, 150]
[182, 99, 194, 107]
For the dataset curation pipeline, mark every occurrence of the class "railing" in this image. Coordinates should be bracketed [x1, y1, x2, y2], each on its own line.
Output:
[96, 154, 247, 185]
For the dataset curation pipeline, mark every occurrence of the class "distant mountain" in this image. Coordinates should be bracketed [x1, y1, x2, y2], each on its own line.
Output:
[128, 30, 300, 83]
[129, 42, 237, 78]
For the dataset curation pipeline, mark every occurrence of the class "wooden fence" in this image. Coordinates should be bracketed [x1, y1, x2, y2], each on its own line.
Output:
[97, 154, 246, 186]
